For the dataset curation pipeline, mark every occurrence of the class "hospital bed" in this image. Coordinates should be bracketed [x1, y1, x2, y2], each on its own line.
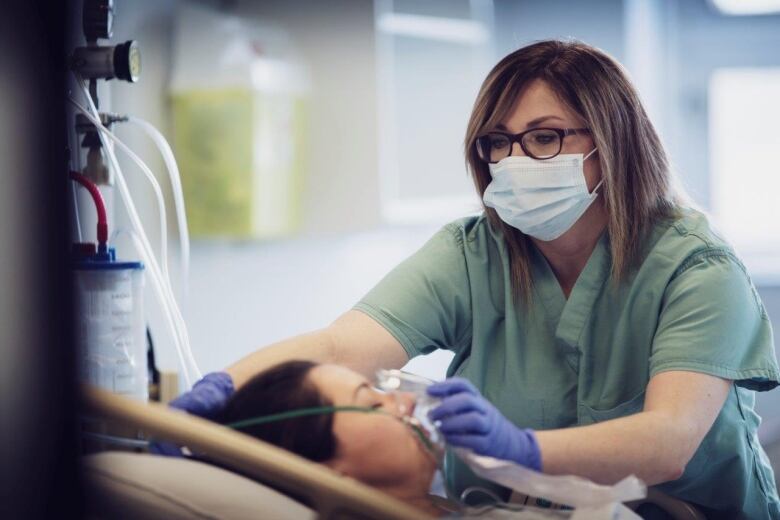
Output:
[81, 386, 431, 519]
[81, 386, 705, 520]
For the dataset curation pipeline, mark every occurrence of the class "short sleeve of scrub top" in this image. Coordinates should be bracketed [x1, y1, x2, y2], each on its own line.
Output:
[353, 223, 473, 358]
[650, 250, 777, 390]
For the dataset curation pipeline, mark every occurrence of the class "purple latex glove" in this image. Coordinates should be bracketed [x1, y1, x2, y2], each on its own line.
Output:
[149, 371, 234, 456]
[427, 377, 542, 472]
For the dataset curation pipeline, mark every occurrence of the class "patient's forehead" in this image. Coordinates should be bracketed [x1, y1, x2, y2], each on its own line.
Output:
[308, 364, 367, 402]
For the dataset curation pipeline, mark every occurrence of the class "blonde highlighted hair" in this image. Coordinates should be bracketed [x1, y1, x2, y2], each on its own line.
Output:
[465, 39, 682, 303]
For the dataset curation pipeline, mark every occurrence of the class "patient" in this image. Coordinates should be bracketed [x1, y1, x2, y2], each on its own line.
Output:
[217, 360, 445, 516]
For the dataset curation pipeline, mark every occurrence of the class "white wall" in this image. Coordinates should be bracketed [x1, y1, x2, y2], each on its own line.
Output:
[185, 226, 454, 379]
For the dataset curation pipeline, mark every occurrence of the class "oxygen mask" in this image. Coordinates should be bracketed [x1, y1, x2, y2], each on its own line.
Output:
[376, 369, 445, 463]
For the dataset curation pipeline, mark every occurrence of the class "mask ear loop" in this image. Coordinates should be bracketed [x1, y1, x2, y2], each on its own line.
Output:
[582, 147, 604, 196]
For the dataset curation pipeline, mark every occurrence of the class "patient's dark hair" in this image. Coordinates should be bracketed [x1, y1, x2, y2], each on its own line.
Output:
[218, 360, 337, 462]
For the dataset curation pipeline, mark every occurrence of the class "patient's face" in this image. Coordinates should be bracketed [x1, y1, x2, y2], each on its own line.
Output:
[307, 364, 437, 493]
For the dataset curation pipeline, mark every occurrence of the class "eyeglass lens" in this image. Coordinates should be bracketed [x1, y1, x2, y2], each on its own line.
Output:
[479, 129, 563, 162]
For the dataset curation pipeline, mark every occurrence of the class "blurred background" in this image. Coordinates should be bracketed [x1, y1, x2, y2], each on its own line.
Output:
[9, 1, 778, 513]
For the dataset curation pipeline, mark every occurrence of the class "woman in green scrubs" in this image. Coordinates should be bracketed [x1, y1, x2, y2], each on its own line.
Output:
[177, 40, 780, 518]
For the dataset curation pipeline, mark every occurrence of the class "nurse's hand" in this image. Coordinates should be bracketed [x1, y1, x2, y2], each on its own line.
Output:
[149, 371, 235, 457]
[427, 377, 542, 471]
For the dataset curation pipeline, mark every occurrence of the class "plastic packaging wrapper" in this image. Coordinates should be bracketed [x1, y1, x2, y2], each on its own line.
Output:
[455, 448, 645, 519]
[454, 501, 639, 519]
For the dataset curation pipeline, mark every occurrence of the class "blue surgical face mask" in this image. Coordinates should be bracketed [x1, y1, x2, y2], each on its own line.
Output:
[482, 148, 601, 241]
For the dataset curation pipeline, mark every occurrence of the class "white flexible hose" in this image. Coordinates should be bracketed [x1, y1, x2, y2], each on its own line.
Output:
[74, 83, 171, 284]
[72, 97, 196, 386]
[126, 117, 190, 290]
[72, 182, 83, 242]
[75, 99, 202, 384]
[70, 86, 202, 384]
[72, 133, 84, 242]
[124, 116, 190, 294]
[113, 227, 194, 385]
[110, 227, 196, 386]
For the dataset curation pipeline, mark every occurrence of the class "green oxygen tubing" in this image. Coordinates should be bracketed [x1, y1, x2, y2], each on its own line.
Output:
[225, 405, 437, 454]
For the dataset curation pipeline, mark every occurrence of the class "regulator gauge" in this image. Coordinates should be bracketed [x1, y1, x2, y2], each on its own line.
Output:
[115, 40, 141, 83]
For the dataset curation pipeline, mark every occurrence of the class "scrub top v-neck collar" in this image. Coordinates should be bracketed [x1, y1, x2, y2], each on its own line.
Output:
[531, 231, 611, 351]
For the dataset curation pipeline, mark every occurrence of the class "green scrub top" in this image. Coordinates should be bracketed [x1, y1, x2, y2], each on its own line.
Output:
[354, 209, 780, 519]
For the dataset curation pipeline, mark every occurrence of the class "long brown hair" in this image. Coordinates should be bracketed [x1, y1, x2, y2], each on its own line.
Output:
[465, 39, 681, 303]
[219, 360, 337, 462]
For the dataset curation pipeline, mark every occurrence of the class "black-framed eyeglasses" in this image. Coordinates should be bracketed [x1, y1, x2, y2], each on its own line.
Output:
[476, 127, 591, 163]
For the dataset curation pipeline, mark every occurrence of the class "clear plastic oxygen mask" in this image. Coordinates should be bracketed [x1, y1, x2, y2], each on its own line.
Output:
[375, 369, 445, 462]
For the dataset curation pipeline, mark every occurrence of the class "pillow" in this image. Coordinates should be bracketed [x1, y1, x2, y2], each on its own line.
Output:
[83, 452, 315, 520]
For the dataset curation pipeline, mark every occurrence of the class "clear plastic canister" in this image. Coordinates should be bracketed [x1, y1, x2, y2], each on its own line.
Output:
[73, 249, 147, 401]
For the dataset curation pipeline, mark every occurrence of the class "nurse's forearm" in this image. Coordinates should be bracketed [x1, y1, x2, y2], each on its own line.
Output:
[225, 310, 409, 389]
[533, 411, 690, 486]
[535, 371, 730, 486]
[225, 329, 337, 389]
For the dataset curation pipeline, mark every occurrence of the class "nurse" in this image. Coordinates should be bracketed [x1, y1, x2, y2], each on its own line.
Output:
[165, 40, 780, 517]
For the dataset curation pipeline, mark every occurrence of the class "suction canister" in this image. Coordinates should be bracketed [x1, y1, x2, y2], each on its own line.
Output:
[73, 245, 147, 401]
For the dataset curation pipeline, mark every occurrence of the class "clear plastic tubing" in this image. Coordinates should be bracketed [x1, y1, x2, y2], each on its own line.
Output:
[74, 98, 194, 385]
[75, 99, 200, 385]
[125, 116, 190, 293]
[73, 85, 171, 283]
[71, 181, 83, 242]
[70, 88, 201, 384]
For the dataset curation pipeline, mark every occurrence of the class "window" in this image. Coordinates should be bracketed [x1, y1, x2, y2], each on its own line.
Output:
[709, 68, 780, 281]
[710, 0, 780, 16]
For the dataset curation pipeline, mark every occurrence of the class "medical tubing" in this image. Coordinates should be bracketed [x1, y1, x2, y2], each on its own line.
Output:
[72, 182, 83, 242]
[70, 85, 189, 353]
[71, 82, 190, 375]
[124, 116, 190, 291]
[83, 106, 199, 385]
[70, 91, 201, 384]
[71, 99, 177, 334]
[69, 171, 109, 248]
[80, 110, 193, 385]
[72, 142, 84, 242]
[226, 406, 435, 453]
[111, 227, 196, 386]
[85, 111, 195, 385]
[74, 80, 170, 284]
[226, 406, 378, 429]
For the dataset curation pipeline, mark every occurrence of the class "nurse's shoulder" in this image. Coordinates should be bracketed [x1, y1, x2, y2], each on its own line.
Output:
[646, 207, 743, 273]
[633, 207, 769, 327]
[642, 207, 769, 328]
[442, 213, 507, 255]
